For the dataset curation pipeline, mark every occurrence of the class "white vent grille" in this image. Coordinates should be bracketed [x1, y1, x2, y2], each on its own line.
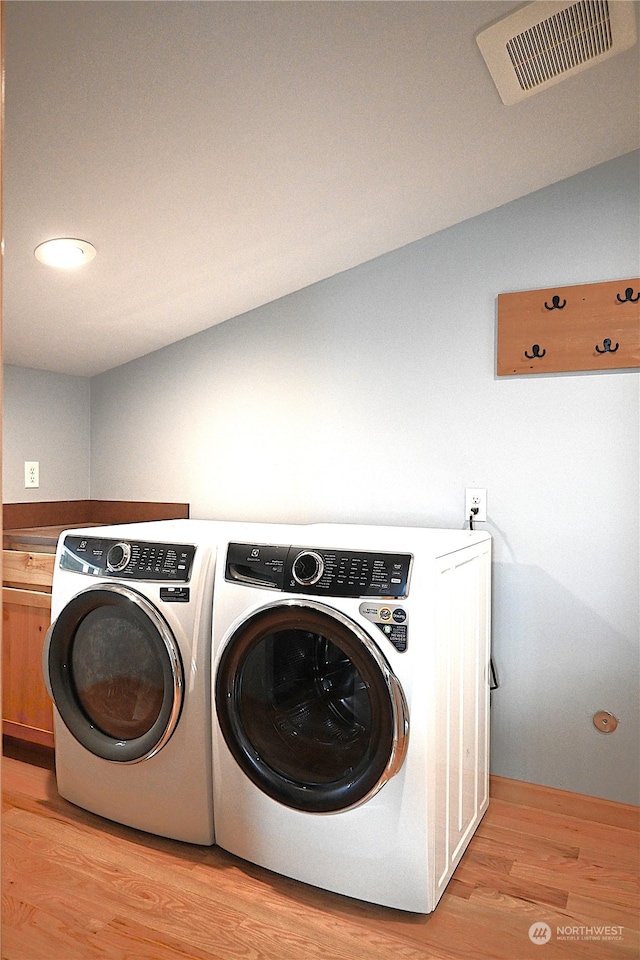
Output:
[477, 0, 637, 104]
[507, 1, 612, 89]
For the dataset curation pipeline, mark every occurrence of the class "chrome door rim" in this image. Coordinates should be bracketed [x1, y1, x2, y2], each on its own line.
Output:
[216, 597, 409, 812]
[44, 582, 184, 763]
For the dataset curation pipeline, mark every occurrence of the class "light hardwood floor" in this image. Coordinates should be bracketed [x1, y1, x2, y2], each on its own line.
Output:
[2, 746, 639, 960]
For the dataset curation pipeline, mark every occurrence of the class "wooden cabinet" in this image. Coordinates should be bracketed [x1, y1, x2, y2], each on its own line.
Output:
[1, 504, 190, 749]
[3, 550, 55, 747]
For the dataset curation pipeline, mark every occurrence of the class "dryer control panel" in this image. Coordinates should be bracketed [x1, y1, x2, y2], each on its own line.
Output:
[60, 535, 196, 582]
[225, 542, 412, 599]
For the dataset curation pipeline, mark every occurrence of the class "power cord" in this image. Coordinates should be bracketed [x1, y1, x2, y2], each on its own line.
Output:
[466, 505, 497, 687]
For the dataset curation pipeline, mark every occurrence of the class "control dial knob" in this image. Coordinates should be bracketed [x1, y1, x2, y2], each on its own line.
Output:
[106, 541, 132, 572]
[291, 550, 325, 586]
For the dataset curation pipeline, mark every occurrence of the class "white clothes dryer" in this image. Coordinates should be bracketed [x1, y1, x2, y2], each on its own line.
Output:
[212, 523, 492, 913]
[43, 518, 219, 844]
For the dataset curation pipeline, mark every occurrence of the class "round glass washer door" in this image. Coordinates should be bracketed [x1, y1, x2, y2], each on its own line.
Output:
[215, 599, 409, 813]
[44, 583, 184, 763]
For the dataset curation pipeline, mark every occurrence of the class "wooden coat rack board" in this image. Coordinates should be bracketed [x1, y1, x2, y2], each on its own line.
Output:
[497, 278, 640, 376]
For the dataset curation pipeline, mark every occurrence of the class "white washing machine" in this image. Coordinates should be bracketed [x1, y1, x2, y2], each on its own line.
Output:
[43, 518, 220, 844]
[212, 523, 492, 913]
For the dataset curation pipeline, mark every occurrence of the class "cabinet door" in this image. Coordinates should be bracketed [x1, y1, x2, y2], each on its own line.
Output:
[3, 587, 54, 746]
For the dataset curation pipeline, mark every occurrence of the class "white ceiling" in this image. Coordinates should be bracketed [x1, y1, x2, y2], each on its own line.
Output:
[4, 0, 639, 377]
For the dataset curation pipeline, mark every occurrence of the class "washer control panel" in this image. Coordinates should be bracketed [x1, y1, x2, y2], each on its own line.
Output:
[60, 535, 196, 582]
[226, 542, 412, 599]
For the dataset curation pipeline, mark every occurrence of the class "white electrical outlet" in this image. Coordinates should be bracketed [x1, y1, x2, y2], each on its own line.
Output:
[24, 460, 40, 488]
[465, 487, 487, 522]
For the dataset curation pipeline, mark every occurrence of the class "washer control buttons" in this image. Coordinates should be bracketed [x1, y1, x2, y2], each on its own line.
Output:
[286, 547, 411, 598]
[61, 536, 196, 581]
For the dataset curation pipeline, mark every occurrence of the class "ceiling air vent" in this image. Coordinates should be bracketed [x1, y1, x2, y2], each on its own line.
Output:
[476, 0, 637, 104]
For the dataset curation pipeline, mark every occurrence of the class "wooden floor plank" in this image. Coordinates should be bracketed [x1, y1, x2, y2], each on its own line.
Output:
[566, 892, 640, 933]
[486, 798, 639, 860]
[3, 754, 639, 960]
[510, 857, 640, 911]
[452, 849, 570, 908]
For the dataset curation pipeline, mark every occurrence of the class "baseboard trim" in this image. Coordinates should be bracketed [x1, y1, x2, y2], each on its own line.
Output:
[490, 774, 639, 831]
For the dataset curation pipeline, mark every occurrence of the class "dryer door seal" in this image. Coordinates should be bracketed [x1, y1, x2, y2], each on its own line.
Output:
[215, 599, 408, 813]
[44, 584, 184, 763]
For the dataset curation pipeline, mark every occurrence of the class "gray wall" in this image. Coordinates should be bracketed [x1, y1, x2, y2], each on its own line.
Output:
[2, 365, 90, 503]
[5, 152, 639, 803]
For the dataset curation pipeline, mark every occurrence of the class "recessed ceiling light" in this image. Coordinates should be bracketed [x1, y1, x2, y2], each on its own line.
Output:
[34, 238, 97, 268]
